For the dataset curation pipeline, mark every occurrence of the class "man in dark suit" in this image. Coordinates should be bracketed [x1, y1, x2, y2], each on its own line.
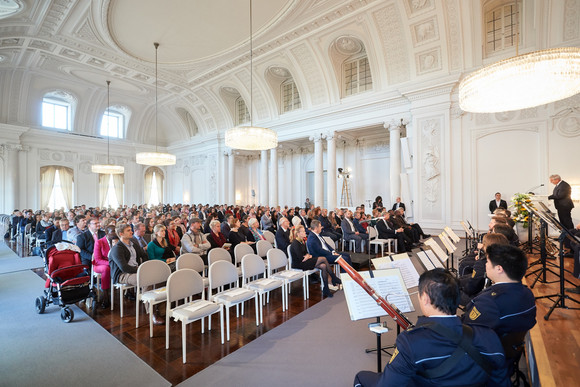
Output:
[275, 217, 291, 255]
[50, 219, 73, 245]
[306, 219, 352, 269]
[341, 210, 368, 253]
[548, 174, 575, 230]
[77, 217, 106, 266]
[376, 212, 409, 253]
[392, 197, 406, 212]
[489, 192, 508, 213]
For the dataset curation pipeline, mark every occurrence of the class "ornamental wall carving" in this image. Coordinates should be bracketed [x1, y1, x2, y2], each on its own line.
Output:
[420, 118, 441, 208]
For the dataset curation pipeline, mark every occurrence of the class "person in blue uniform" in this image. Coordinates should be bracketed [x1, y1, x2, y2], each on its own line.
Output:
[354, 268, 509, 387]
[463, 244, 536, 337]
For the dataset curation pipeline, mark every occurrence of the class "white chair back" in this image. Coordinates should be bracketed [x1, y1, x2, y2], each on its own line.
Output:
[368, 226, 377, 240]
[208, 248, 231, 266]
[167, 269, 204, 303]
[262, 230, 275, 244]
[208, 260, 239, 291]
[234, 243, 254, 265]
[176, 253, 204, 273]
[241, 254, 265, 281]
[137, 260, 171, 289]
[322, 236, 335, 250]
[267, 248, 287, 275]
[256, 240, 273, 258]
[286, 245, 294, 269]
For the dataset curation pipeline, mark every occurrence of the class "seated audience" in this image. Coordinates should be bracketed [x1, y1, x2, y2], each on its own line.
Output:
[181, 217, 211, 258]
[375, 212, 409, 253]
[207, 219, 230, 253]
[50, 218, 73, 244]
[342, 210, 368, 253]
[391, 196, 405, 211]
[248, 218, 266, 241]
[354, 268, 509, 387]
[306, 219, 352, 271]
[319, 208, 341, 242]
[147, 224, 177, 265]
[93, 225, 117, 309]
[221, 214, 233, 239]
[132, 222, 148, 251]
[275, 217, 291, 254]
[77, 217, 105, 267]
[67, 215, 87, 244]
[289, 225, 340, 298]
[165, 218, 181, 255]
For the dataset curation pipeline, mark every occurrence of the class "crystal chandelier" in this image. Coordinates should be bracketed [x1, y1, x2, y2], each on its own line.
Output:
[92, 80, 125, 174]
[225, 0, 277, 151]
[459, 47, 580, 113]
[136, 42, 176, 166]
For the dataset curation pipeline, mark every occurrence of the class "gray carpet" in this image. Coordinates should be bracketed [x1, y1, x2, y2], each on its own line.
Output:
[0, 243, 43, 274]
[0, 269, 170, 387]
[180, 289, 421, 387]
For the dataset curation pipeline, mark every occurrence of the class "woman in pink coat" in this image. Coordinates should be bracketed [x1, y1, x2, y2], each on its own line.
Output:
[93, 225, 117, 309]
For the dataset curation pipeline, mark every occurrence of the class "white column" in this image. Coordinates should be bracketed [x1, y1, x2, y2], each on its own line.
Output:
[260, 150, 269, 206]
[326, 132, 337, 210]
[4, 144, 19, 211]
[220, 151, 227, 203]
[269, 147, 278, 207]
[311, 135, 324, 209]
[228, 151, 235, 204]
[388, 122, 402, 202]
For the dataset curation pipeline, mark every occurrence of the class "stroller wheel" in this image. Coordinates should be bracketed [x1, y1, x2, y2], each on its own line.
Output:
[61, 307, 74, 323]
[35, 297, 46, 314]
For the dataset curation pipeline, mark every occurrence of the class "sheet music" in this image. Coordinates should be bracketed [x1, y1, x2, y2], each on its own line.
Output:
[439, 233, 456, 253]
[424, 250, 445, 267]
[372, 255, 420, 289]
[341, 269, 414, 321]
[460, 221, 473, 237]
[417, 251, 437, 270]
[424, 238, 448, 262]
[444, 227, 461, 243]
[183, 300, 214, 313]
[390, 259, 420, 289]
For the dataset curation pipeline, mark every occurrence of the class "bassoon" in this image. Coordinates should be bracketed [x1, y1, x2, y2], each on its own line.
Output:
[336, 256, 414, 330]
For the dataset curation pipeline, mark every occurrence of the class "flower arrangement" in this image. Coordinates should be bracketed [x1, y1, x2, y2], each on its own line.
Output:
[510, 193, 534, 228]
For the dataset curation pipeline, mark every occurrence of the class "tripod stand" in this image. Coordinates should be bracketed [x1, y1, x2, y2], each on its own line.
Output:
[365, 317, 401, 372]
[526, 219, 560, 288]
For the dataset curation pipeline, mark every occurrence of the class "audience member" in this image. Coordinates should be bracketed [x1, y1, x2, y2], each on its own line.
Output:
[275, 217, 292, 254]
[376, 212, 409, 253]
[181, 218, 210, 257]
[391, 196, 405, 211]
[306, 219, 352, 270]
[93, 225, 117, 309]
[76, 217, 105, 267]
[342, 210, 368, 253]
[147, 224, 177, 265]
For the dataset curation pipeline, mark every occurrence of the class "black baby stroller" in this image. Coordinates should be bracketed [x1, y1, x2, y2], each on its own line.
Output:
[35, 245, 93, 322]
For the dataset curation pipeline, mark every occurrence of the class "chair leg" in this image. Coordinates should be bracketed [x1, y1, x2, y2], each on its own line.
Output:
[226, 306, 231, 341]
[166, 312, 170, 349]
[254, 296, 259, 326]
[120, 288, 124, 318]
[149, 303, 154, 338]
[111, 286, 114, 311]
[182, 322, 187, 364]
[220, 307, 225, 344]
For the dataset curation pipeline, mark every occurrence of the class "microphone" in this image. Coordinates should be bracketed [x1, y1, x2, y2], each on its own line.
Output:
[358, 217, 382, 224]
[525, 184, 544, 194]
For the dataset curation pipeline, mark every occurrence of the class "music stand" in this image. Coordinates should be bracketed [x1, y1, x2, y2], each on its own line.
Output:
[529, 203, 580, 320]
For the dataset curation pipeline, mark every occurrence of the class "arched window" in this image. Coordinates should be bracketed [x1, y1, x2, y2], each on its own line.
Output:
[235, 97, 250, 125]
[281, 79, 301, 113]
[40, 166, 74, 211]
[100, 105, 130, 138]
[99, 173, 124, 208]
[42, 91, 75, 131]
[145, 167, 164, 206]
[484, 1, 520, 57]
[343, 55, 372, 96]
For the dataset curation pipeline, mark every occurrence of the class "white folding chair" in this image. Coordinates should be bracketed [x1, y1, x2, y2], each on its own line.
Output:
[233, 244, 253, 277]
[136, 260, 171, 336]
[322, 236, 341, 276]
[208, 247, 232, 265]
[209, 260, 259, 341]
[166, 269, 224, 363]
[110, 282, 135, 318]
[372, 226, 396, 255]
[268, 248, 305, 308]
[262, 230, 275, 244]
[242, 254, 285, 322]
[286, 245, 321, 299]
[176, 253, 209, 299]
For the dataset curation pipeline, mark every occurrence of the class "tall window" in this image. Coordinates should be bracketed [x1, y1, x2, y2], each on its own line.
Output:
[100, 111, 124, 138]
[42, 91, 75, 131]
[235, 97, 250, 125]
[145, 167, 164, 206]
[281, 79, 301, 113]
[99, 173, 124, 208]
[40, 166, 74, 211]
[343, 56, 372, 96]
[485, 2, 519, 56]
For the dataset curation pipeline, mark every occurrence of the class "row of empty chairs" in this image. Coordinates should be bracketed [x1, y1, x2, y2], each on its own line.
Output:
[108, 241, 321, 363]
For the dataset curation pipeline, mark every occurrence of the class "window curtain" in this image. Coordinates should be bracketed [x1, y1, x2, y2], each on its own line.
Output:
[98, 174, 109, 208]
[154, 168, 164, 204]
[112, 173, 124, 206]
[58, 167, 74, 210]
[144, 168, 153, 205]
[40, 166, 57, 210]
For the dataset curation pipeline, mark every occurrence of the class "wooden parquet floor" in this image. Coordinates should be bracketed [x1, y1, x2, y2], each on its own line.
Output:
[11, 238, 580, 385]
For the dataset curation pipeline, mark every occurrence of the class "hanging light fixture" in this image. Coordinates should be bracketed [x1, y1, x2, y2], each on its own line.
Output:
[225, 0, 277, 151]
[459, 1, 580, 113]
[136, 42, 176, 166]
[92, 80, 124, 174]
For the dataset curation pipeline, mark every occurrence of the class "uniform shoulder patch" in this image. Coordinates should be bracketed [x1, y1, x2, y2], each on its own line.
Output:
[469, 306, 481, 320]
[389, 348, 399, 364]
[491, 292, 497, 296]
[471, 270, 476, 278]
